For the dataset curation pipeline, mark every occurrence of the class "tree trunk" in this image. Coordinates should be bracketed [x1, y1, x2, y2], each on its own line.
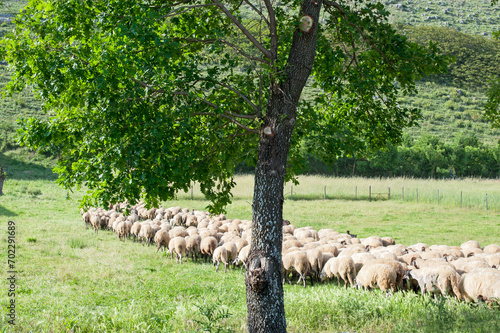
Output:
[245, 1, 322, 332]
[0, 166, 5, 196]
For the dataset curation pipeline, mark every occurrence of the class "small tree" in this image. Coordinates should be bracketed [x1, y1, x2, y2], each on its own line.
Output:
[1, 1, 449, 331]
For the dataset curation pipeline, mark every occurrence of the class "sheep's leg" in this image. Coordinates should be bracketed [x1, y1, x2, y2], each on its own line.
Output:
[215, 261, 220, 272]
[348, 273, 354, 288]
[224, 262, 228, 273]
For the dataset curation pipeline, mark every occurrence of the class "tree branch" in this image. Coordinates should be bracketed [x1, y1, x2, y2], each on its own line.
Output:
[213, 0, 272, 59]
[324, 1, 394, 66]
[160, 3, 217, 18]
[243, 0, 270, 27]
[263, 0, 278, 60]
[174, 37, 268, 64]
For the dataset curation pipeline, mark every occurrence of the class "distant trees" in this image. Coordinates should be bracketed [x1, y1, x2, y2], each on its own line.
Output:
[297, 133, 500, 179]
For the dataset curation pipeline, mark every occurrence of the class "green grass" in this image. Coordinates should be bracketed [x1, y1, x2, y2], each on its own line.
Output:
[0, 177, 499, 332]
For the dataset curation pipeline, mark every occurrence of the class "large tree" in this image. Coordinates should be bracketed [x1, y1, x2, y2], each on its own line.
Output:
[1, 1, 448, 331]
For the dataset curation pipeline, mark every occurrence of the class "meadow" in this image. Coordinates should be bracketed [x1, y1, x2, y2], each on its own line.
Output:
[0, 176, 499, 332]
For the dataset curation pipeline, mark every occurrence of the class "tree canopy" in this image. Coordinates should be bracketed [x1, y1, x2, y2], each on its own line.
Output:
[2, 1, 452, 331]
[2, 0, 448, 211]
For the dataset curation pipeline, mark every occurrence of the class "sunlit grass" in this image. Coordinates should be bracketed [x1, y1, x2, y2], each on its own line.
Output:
[0, 179, 499, 332]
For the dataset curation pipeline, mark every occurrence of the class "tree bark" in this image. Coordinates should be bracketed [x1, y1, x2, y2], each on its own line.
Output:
[245, 1, 322, 332]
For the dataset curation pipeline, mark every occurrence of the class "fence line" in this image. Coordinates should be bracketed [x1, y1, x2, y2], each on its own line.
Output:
[180, 181, 498, 211]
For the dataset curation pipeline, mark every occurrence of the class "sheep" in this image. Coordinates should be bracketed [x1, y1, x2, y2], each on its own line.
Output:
[186, 235, 201, 261]
[319, 244, 339, 257]
[361, 236, 383, 249]
[234, 238, 249, 253]
[212, 246, 229, 272]
[90, 214, 102, 233]
[130, 222, 142, 242]
[282, 251, 310, 288]
[481, 253, 500, 268]
[321, 256, 356, 288]
[364, 259, 405, 290]
[139, 224, 154, 246]
[338, 245, 367, 257]
[351, 252, 377, 274]
[306, 248, 324, 285]
[169, 226, 187, 239]
[449, 258, 491, 275]
[200, 236, 218, 262]
[409, 265, 462, 299]
[483, 244, 500, 254]
[222, 242, 238, 268]
[381, 237, 396, 247]
[168, 237, 187, 264]
[234, 245, 251, 272]
[82, 212, 91, 229]
[154, 229, 170, 252]
[459, 268, 500, 302]
[355, 263, 397, 293]
[408, 243, 430, 252]
[172, 214, 184, 226]
[116, 222, 127, 241]
[185, 215, 198, 227]
[123, 220, 132, 239]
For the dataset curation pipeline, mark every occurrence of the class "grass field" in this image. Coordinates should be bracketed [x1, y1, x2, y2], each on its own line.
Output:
[0, 177, 499, 332]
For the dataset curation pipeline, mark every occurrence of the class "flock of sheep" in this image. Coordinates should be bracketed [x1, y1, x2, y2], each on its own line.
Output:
[81, 203, 500, 307]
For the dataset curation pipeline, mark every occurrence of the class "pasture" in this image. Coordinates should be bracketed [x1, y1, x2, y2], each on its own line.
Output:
[0, 176, 499, 332]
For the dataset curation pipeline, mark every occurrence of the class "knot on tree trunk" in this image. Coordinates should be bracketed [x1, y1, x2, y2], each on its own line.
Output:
[246, 251, 269, 292]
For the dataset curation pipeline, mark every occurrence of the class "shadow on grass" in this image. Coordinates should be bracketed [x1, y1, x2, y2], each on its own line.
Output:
[0, 152, 57, 180]
[0, 204, 17, 217]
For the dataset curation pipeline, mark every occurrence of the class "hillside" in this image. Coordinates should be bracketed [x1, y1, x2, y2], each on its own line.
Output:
[0, 1, 499, 178]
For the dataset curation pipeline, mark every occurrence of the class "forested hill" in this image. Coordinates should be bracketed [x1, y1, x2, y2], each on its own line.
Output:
[0, 1, 500, 178]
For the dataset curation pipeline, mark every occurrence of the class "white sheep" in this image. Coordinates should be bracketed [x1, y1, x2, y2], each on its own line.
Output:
[409, 265, 462, 299]
[355, 263, 397, 293]
[139, 224, 154, 246]
[186, 235, 201, 261]
[200, 236, 218, 262]
[222, 242, 238, 268]
[168, 237, 187, 264]
[321, 256, 356, 288]
[116, 221, 127, 241]
[306, 248, 324, 284]
[483, 244, 500, 254]
[90, 214, 102, 233]
[154, 229, 170, 252]
[282, 251, 310, 288]
[459, 268, 500, 302]
[212, 246, 229, 272]
[234, 245, 251, 272]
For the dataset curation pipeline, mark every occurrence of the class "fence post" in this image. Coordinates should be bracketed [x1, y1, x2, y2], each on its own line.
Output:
[388, 186, 391, 200]
[369, 185, 372, 202]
